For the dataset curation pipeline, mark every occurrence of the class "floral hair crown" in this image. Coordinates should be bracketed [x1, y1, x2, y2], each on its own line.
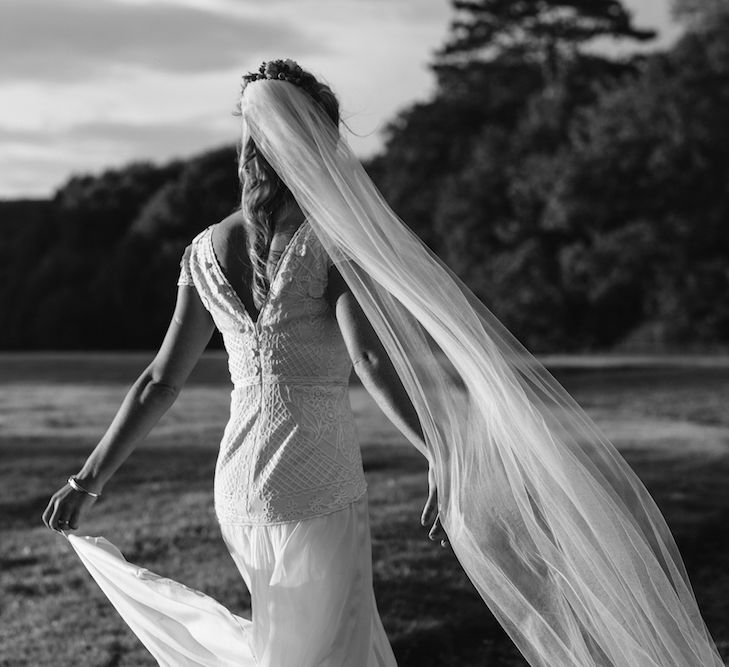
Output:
[241, 59, 312, 91]
[237, 59, 336, 125]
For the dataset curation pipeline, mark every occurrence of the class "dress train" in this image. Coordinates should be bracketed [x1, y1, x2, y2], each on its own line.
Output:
[67, 494, 397, 667]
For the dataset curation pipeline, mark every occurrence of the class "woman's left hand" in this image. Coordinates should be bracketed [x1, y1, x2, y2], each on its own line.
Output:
[42, 481, 98, 533]
[421, 465, 448, 548]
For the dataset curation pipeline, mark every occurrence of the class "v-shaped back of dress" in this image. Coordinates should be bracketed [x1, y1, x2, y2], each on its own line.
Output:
[177, 222, 367, 525]
[206, 220, 310, 328]
[179, 220, 353, 386]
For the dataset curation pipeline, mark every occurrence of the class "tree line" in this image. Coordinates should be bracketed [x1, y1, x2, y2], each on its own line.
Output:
[1, 0, 728, 352]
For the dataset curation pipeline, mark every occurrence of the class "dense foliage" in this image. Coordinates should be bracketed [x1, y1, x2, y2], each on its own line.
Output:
[2, 1, 728, 351]
[0, 149, 239, 350]
[373, 1, 729, 350]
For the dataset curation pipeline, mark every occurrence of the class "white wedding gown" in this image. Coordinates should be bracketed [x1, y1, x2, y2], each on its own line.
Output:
[67, 220, 398, 666]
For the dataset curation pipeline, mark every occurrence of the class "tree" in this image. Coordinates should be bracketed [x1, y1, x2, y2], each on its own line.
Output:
[368, 0, 659, 351]
[671, 0, 727, 28]
[436, 0, 655, 82]
[109, 146, 240, 348]
[549, 12, 729, 347]
[367, 59, 543, 250]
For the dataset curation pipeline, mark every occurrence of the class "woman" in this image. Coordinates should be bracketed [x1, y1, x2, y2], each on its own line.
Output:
[43, 60, 722, 666]
[42, 61, 437, 667]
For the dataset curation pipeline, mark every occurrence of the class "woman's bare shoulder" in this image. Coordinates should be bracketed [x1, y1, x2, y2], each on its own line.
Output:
[209, 209, 245, 243]
[215, 209, 245, 230]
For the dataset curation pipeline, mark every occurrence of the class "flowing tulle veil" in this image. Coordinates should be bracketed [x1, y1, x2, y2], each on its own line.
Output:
[63, 75, 723, 667]
[237, 78, 722, 667]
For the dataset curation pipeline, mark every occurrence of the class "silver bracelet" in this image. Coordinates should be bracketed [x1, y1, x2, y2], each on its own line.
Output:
[67, 475, 102, 498]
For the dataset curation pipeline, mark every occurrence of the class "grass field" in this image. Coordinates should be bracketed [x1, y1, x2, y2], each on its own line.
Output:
[1, 352, 728, 666]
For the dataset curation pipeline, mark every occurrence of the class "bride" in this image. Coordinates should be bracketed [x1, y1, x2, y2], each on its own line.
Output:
[42, 59, 722, 667]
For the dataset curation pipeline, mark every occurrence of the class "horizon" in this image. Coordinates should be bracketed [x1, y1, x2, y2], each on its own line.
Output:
[0, 0, 682, 200]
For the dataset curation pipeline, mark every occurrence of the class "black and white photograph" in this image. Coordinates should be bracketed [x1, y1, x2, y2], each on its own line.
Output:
[1, 0, 728, 665]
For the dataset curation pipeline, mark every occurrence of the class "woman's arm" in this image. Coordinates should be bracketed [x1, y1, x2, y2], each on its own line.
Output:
[42, 282, 215, 532]
[326, 265, 447, 546]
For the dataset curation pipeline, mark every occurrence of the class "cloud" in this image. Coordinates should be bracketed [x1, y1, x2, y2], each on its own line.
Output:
[0, 117, 231, 152]
[64, 119, 232, 154]
[0, 0, 455, 196]
[0, 126, 48, 145]
[0, 152, 88, 198]
[0, 0, 323, 82]
[0, 117, 235, 197]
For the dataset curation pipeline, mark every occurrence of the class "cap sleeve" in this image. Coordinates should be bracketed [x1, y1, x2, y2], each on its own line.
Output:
[177, 244, 194, 287]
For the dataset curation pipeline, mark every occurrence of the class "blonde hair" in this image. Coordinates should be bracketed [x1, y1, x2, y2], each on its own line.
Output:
[235, 64, 340, 308]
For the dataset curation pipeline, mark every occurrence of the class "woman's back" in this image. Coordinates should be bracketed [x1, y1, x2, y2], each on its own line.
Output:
[178, 220, 367, 525]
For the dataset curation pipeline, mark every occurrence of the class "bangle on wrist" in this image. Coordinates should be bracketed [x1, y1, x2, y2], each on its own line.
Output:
[67, 475, 102, 498]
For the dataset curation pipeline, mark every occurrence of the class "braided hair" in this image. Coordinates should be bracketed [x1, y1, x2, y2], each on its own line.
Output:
[235, 60, 340, 309]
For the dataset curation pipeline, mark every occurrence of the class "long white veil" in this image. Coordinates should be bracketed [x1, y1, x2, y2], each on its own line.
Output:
[240, 79, 723, 667]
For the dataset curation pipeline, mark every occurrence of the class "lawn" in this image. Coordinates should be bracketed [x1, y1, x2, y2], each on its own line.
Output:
[1, 352, 728, 666]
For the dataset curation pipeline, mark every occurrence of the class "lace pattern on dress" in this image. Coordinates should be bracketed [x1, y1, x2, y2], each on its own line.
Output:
[177, 245, 194, 286]
[179, 221, 367, 525]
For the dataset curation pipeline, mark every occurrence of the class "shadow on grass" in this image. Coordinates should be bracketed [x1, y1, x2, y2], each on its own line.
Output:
[361, 441, 425, 474]
[4, 425, 729, 664]
[372, 534, 526, 666]
[622, 448, 729, 638]
[2, 435, 217, 532]
[365, 442, 729, 665]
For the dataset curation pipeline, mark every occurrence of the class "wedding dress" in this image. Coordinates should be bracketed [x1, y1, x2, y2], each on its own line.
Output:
[67, 220, 398, 666]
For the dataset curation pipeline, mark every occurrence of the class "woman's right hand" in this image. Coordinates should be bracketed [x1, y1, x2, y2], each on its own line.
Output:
[421, 465, 448, 548]
[42, 481, 99, 533]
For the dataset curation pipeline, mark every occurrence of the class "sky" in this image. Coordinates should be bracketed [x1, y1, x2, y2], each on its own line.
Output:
[0, 0, 682, 199]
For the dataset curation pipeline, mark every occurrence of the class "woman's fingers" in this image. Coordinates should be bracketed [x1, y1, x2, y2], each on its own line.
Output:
[48, 499, 65, 533]
[421, 486, 437, 526]
[66, 506, 80, 531]
[42, 489, 65, 531]
[421, 465, 438, 526]
[427, 515, 450, 548]
[42, 487, 90, 533]
[428, 514, 442, 540]
[41, 497, 54, 530]
[421, 466, 448, 547]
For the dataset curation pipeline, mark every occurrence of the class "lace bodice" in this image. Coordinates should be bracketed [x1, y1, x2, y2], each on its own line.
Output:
[178, 221, 367, 525]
